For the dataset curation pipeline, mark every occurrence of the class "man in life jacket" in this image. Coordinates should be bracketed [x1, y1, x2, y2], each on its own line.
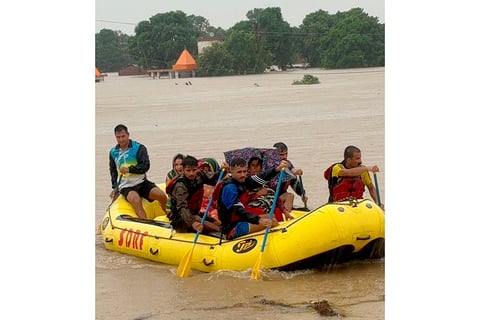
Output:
[166, 155, 225, 234]
[216, 157, 288, 240]
[325, 145, 380, 203]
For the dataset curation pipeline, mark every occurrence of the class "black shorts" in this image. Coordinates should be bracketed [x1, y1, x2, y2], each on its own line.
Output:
[120, 179, 157, 202]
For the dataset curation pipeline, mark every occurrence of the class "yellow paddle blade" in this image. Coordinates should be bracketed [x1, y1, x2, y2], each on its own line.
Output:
[176, 247, 194, 278]
[250, 253, 264, 280]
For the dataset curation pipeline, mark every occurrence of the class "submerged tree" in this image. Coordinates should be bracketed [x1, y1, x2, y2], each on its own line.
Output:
[296, 10, 334, 67]
[319, 8, 384, 68]
[196, 43, 235, 76]
[95, 29, 134, 72]
[246, 7, 295, 70]
[128, 11, 199, 69]
[224, 21, 268, 74]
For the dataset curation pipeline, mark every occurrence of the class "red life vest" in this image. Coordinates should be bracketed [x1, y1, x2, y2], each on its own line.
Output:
[211, 178, 225, 211]
[324, 162, 365, 202]
[213, 178, 244, 224]
[214, 177, 248, 237]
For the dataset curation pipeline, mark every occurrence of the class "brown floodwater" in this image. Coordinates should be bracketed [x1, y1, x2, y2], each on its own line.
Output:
[95, 67, 385, 319]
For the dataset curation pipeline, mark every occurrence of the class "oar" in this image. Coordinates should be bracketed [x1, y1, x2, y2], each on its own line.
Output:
[285, 168, 309, 211]
[113, 174, 122, 199]
[176, 169, 225, 278]
[298, 175, 309, 210]
[251, 168, 285, 280]
[373, 173, 382, 207]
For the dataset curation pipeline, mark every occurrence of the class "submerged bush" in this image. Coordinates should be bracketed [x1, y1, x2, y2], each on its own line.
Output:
[292, 74, 320, 85]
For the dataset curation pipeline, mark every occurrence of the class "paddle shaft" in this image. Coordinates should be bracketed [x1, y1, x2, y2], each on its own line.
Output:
[192, 169, 225, 243]
[285, 168, 308, 209]
[112, 154, 126, 200]
[259, 168, 285, 253]
[176, 169, 225, 277]
[251, 168, 286, 279]
[299, 175, 305, 196]
[115, 174, 123, 191]
[373, 173, 381, 207]
[298, 175, 308, 207]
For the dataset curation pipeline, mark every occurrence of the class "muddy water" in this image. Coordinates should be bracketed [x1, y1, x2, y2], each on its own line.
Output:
[95, 67, 385, 319]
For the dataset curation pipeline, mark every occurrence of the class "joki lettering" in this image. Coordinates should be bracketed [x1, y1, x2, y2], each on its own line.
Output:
[118, 228, 149, 250]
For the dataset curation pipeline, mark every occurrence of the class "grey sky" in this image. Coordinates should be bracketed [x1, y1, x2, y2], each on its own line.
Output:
[96, 0, 384, 35]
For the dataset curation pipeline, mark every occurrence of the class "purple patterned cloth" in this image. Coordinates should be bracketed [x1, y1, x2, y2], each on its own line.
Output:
[223, 147, 292, 183]
[224, 147, 262, 167]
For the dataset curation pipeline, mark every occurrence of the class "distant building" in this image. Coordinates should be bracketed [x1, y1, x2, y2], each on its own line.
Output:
[197, 39, 223, 54]
[172, 49, 197, 78]
[118, 65, 147, 76]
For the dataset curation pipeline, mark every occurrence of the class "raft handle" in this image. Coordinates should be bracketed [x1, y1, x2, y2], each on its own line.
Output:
[203, 258, 214, 266]
[105, 238, 113, 243]
[356, 235, 371, 240]
[149, 248, 159, 255]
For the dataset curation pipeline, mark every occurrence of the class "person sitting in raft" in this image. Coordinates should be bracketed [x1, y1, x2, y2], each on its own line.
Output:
[165, 153, 185, 213]
[109, 124, 168, 219]
[198, 157, 222, 224]
[165, 153, 185, 185]
[245, 156, 293, 221]
[324, 145, 380, 204]
[271, 142, 308, 213]
[217, 157, 288, 240]
[166, 155, 226, 234]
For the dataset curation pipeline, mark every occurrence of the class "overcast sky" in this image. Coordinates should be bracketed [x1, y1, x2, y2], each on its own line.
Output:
[96, 0, 384, 35]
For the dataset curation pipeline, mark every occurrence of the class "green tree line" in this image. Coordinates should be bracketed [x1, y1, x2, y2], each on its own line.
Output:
[95, 7, 384, 75]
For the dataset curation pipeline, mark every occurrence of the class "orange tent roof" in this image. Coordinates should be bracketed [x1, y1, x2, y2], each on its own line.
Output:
[95, 67, 101, 77]
[172, 49, 197, 71]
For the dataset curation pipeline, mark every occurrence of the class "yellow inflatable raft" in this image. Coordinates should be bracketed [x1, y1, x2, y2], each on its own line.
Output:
[100, 194, 384, 273]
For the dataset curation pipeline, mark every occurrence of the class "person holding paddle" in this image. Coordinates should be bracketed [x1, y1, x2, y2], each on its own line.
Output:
[271, 142, 308, 211]
[216, 157, 288, 240]
[109, 124, 167, 219]
[245, 156, 293, 221]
